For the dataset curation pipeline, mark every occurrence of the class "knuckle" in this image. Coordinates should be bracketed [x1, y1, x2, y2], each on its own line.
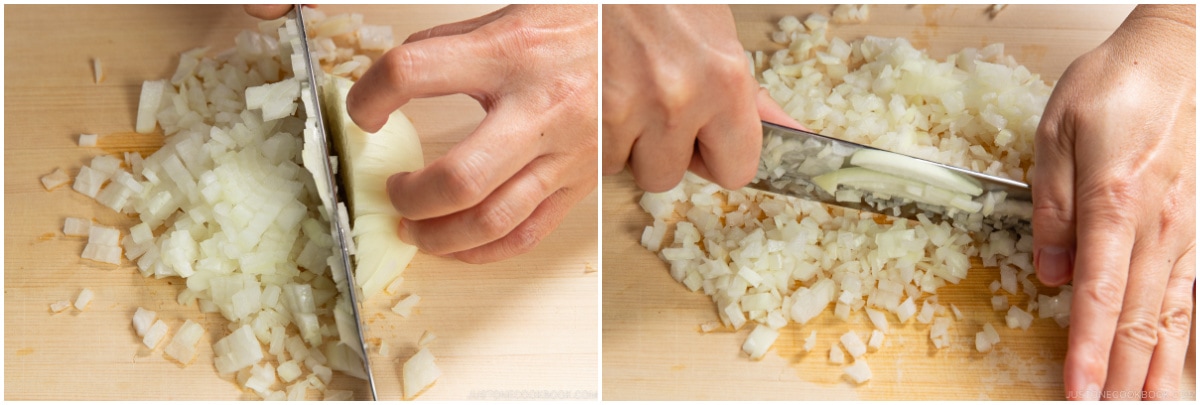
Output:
[1158, 305, 1194, 339]
[439, 156, 490, 208]
[1115, 312, 1160, 354]
[476, 200, 520, 241]
[1080, 275, 1126, 317]
[382, 47, 420, 86]
[507, 223, 546, 256]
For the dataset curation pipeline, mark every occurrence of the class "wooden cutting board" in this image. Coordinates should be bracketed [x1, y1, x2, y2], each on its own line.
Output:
[4, 5, 597, 400]
[602, 4, 1196, 400]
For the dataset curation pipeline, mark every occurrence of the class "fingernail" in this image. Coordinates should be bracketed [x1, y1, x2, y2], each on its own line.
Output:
[1036, 246, 1071, 285]
[396, 219, 415, 245]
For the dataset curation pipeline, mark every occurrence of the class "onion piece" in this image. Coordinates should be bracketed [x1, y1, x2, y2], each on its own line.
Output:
[843, 360, 872, 383]
[164, 319, 206, 365]
[829, 345, 845, 364]
[73, 288, 94, 310]
[213, 324, 265, 374]
[63, 217, 91, 236]
[849, 149, 983, 196]
[391, 294, 420, 318]
[93, 58, 103, 84]
[804, 331, 817, 352]
[1005, 306, 1034, 330]
[79, 134, 99, 147]
[41, 168, 71, 191]
[49, 300, 72, 313]
[402, 348, 440, 400]
[840, 331, 867, 359]
[742, 324, 780, 360]
[135, 80, 166, 133]
[867, 330, 884, 351]
[142, 319, 169, 349]
[418, 330, 438, 347]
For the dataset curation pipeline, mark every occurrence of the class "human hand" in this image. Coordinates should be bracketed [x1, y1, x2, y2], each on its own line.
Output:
[1032, 4, 1195, 400]
[243, 5, 297, 20]
[602, 5, 801, 193]
[345, 5, 598, 264]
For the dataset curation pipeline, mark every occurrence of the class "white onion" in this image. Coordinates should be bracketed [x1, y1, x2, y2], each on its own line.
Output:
[742, 324, 780, 360]
[867, 329, 884, 351]
[165, 319, 205, 365]
[843, 360, 872, 383]
[1005, 306, 1034, 330]
[391, 294, 420, 318]
[829, 345, 845, 364]
[41, 168, 71, 191]
[135, 80, 166, 133]
[79, 134, 98, 147]
[840, 330, 866, 359]
[142, 320, 169, 349]
[402, 347, 440, 400]
[418, 330, 438, 347]
[73, 288, 94, 310]
[49, 300, 71, 313]
[63, 217, 91, 237]
[213, 324, 264, 374]
[991, 295, 1009, 311]
[804, 331, 817, 352]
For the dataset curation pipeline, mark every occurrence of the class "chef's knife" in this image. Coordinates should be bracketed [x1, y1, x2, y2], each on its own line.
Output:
[749, 121, 1032, 230]
[293, 6, 378, 400]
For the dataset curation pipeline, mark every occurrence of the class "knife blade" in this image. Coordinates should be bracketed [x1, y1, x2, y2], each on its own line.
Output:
[749, 121, 1032, 231]
[293, 6, 378, 400]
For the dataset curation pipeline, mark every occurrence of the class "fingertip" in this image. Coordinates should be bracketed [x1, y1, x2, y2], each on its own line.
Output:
[1035, 246, 1074, 286]
[755, 88, 806, 131]
[396, 218, 415, 246]
[387, 171, 412, 215]
[345, 82, 387, 133]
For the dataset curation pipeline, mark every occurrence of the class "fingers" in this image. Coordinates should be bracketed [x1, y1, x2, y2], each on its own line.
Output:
[690, 83, 762, 190]
[404, 8, 505, 44]
[1143, 247, 1196, 399]
[628, 116, 700, 192]
[386, 107, 538, 220]
[243, 5, 293, 20]
[1032, 97, 1078, 287]
[1102, 236, 1173, 397]
[1063, 203, 1136, 400]
[755, 88, 806, 130]
[346, 35, 500, 132]
[398, 155, 560, 255]
[451, 185, 592, 264]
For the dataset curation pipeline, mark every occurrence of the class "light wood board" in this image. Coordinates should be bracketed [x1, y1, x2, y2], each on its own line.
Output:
[602, 4, 1195, 400]
[4, 4, 597, 400]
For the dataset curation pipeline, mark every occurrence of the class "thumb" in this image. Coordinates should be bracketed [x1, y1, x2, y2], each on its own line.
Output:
[1032, 99, 1077, 287]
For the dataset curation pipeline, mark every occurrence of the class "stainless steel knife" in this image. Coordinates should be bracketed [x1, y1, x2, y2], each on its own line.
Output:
[749, 121, 1032, 231]
[293, 6, 378, 400]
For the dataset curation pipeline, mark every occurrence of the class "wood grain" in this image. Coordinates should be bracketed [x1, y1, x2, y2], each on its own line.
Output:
[4, 5, 597, 400]
[602, 4, 1195, 400]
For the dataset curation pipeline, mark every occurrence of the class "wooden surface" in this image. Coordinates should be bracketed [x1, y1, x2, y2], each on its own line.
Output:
[602, 4, 1196, 400]
[4, 5, 597, 400]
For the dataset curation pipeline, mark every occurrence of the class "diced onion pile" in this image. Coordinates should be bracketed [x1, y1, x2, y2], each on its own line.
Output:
[44, 8, 448, 400]
[638, 11, 1074, 381]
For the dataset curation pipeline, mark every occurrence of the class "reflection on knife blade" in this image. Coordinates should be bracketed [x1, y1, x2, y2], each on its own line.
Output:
[750, 122, 1032, 233]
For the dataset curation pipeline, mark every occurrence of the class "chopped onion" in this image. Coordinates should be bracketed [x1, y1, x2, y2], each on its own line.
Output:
[930, 317, 952, 349]
[79, 133, 98, 147]
[950, 303, 964, 320]
[991, 295, 1009, 311]
[976, 322, 1002, 352]
[402, 348, 440, 400]
[391, 294, 420, 318]
[829, 345, 845, 364]
[865, 308, 888, 332]
[867, 329, 884, 351]
[164, 319, 206, 365]
[1005, 306, 1034, 330]
[49, 300, 71, 313]
[73, 288, 94, 310]
[418, 330, 438, 347]
[63, 217, 91, 236]
[742, 324, 780, 360]
[142, 319, 169, 349]
[843, 360, 872, 383]
[840, 330, 866, 359]
[213, 324, 264, 374]
[135, 80, 166, 133]
[93, 58, 103, 84]
[41, 168, 71, 191]
[804, 331, 817, 352]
